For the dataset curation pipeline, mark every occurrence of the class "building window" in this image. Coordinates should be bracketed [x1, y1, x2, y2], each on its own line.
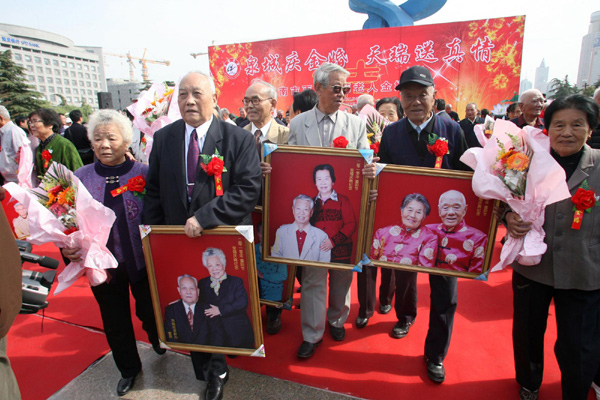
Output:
[62, 70, 68, 76]
[28, 75, 34, 82]
[24, 55, 32, 62]
[36, 66, 43, 73]
[87, 89, 92, 95]
[69, 62, 74, 68]
[77, 64, 82, 70]
[79, 80, 84, 86]
[54, 68, 60, 75]
[72, 80, 77, 86]
[57, 87, 63, 94]
[92, 74, 97, 80]
[39, 86, 46, 92]
[52, 59, 58, 66]
[45, 67, 52, 74]
[91, 66, 96, 72]
[70, 71, 75, 77]
[85, 73, 90, 79]
[73, 88, 78, 94]
[55, 78, 61, 84]
[34, 56, 41, 64]
[44, 58, 50, 65]
[37, 76, 44, 83]
[78, 72, 83, 78]
[47, 77, 53, 84]
[86, 81, 91, 87]
[26, 65, 33, 72]
[75, 97, 80, 103]
[67, 97, 72, 103]
[93, 82, 98, 88]
[61, 61, 67, 67]
[65, 88, 71, 94]
[49, 87, 55, 93]
[13, 53, 22, 61]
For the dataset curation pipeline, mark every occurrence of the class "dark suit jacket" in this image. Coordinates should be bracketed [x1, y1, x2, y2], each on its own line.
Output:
[448, 111, 459, 122]
[436, 111, 453, 122]
[163, 300, 211, 345]
[459, 117, 485, 148]
[143, 118, 261, 228]
[64, 122, 93, 164]
[199, 275, 255, 348]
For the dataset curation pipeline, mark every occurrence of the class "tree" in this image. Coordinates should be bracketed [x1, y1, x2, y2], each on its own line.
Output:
[0, 50, 47, 115]
[548, 75, 580, 99]
[582, 78, 600, 97]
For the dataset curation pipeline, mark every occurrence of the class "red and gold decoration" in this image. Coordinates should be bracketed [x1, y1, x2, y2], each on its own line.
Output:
[42, 149, 53, 169]
[426, 133, 449, 169]
[200, 150, 227, 196]
[571, 180, 598, 230]
[111, 175, 147, 199]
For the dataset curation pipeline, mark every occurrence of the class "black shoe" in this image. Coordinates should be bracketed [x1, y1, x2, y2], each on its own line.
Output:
[205, 373, 228, 400]
[266, 315, 282, 335]
[152, 342, 166, 355]
[425, 357, 445, 383]
[519, 387, 539, 400]
[117, 375, 136, 396]
[329, 324, 345, 341]
[391, 321, 412, 338]
[355, 317, 369, 329]
[297, 340, 322, 358]
[380, 304, 392, 314]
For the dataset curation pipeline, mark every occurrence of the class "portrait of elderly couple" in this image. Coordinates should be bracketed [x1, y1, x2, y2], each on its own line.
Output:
[162, 247, 255, 349]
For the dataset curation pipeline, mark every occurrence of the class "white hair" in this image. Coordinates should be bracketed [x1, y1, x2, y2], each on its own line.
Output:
[202, 247, 226, 268]
[250, 79, 278, 101]
[177, 274, 198, 286]
[181, 71, 216, 95]
[594, 87, 600, 101]
[292, 194, 314, 210]
[313, 62, 349, 88]
[518, 89, 543, 103]
[438, 190, 466, 207]
[357, 94, 375, 110]
[0, 105, 10, 120]
[87, 109, 133, 147]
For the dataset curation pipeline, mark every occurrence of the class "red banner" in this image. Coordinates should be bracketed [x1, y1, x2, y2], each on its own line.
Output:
[209, 16, 525, 116]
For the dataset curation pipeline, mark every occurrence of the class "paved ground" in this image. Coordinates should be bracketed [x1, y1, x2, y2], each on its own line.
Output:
[49, 342, 362, 400]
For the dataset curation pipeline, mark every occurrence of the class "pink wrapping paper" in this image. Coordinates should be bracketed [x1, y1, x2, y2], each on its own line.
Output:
[4, 163, 118, 293]
[17, 141, 33, 188]
[460, 119, 571, 271]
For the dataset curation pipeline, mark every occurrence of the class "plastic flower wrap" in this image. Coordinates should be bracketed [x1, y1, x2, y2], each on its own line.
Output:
[460, 119, 571, 271]
[358, 104, 389, 154]
[474, 115, 496, 147]
[16, 134, 34, 188]
[3, 163, 118, 293]
[127, 81, 181, 160]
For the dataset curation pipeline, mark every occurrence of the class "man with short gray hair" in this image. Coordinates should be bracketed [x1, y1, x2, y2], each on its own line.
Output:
[219, 108, 235, 125]
[356, 94, 375, 112]
[0, 106, 28, 183]
[512, 89, 545, 129]
[288, 62, 368, 359]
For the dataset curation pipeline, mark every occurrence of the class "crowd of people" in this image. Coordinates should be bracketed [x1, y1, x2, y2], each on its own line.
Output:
[1, 62, 600, 400]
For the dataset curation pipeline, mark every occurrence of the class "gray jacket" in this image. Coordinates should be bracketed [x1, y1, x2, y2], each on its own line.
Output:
[513, 145, 600, 290]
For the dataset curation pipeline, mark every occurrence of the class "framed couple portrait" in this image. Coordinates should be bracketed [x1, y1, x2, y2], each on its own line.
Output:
[141, 226, 264, 356]
[261, 145, 371, 270]
[366, 165, 499, 279]
[251, 211, 296, 309]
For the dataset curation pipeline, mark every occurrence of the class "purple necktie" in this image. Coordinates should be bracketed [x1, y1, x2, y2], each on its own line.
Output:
[187, 129, 199, 199]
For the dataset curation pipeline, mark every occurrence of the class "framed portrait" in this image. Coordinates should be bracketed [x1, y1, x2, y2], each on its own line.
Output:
[141, 226, 264, 356]
[251, 211, 296, 309]
[365, 165, 498, 279]
[262, 145, 371, 270]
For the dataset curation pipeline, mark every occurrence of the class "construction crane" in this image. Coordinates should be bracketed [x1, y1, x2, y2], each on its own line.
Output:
[104, 49, 170, 81]
[191, 41, 215, 59]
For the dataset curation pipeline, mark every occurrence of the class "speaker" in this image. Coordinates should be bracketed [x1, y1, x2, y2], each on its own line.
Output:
[97, 92, 113, 109]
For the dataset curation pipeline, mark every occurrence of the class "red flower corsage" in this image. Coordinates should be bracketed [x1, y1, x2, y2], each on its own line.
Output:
[201, 150, 227, 196]
[570, 180, 598, 230]
[111, 175, 147, 198]
[332, 136, 349, 149]
[426, 133, 449, 169]
[42, 149, 53, 169]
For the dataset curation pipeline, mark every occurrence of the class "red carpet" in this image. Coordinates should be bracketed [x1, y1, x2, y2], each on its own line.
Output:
[6, 225, 596, 399]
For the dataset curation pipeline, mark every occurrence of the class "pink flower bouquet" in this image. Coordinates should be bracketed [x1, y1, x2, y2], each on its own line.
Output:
[460, 119, 571, 271]
[3, 163, 118, 293]
[127, 81, 181, 160]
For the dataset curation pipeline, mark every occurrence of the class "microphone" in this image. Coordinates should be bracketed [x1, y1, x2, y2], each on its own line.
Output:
[20, 251, 60, 269]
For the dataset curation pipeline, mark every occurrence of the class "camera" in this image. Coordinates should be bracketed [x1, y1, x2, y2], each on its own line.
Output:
[18, 240, 59, 314]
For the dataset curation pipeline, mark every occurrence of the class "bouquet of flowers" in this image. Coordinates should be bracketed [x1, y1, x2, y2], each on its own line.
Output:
[127, 81, 181, 161]
[358, 104, 389, 155]
[473, 115, 496, 147]
[3, 163, 118, 293]
[460, 119, 571, 271]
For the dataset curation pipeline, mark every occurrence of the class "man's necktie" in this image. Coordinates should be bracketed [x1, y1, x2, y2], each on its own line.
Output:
[187, 309, 193, 330]
[296, 230, 307, 255]
[254, 129, 262, 157]
[187, 129, 199, 199]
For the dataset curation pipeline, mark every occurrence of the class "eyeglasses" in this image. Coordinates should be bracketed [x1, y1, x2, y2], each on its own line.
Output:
[329, 85, 351, 95]
[242, 97, 272, 106]
[28, 119, 43, 125]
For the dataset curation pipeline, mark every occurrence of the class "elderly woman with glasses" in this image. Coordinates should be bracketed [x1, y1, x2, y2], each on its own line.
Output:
[506, 95, 600, 400]
[60, 109, 162, 397]
[27, 108, 83, 176]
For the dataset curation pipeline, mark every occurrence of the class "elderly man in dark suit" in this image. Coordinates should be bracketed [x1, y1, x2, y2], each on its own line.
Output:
[370, 65, 469, 384]
[64, 109, 93, 164]
[459, 103, 485, 148]
[198, 248, 254, 349]
[143, 71, 261, 400]
[164, 274, 212, 345]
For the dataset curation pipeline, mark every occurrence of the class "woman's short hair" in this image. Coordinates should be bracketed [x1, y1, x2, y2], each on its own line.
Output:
[544, 94, 599, 131]
[400, 193, 431, 216]
[30, 108, 61, 133]
[313, 164, 336, 183]
[376, 97, 404, 118]
[202, 247, 227, 268]
[87, 109, 133, 147]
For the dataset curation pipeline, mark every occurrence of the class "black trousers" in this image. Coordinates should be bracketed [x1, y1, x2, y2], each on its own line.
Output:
[394, 270, 457, 364]
[356, 265, 396, 318]
[190, 352, 228, 381]
[91, 264, 159, 379]
[512, 271, 600, 400]
[266, 305, 282, 321]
